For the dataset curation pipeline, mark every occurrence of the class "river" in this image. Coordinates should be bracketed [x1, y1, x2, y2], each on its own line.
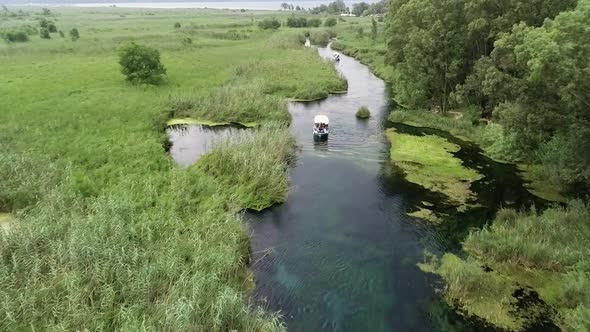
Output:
[167, 45, 545, 331]
[245, 46, 546, 331]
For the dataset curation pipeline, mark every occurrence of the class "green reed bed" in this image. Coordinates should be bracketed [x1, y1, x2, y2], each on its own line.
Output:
[199, 123, 296, 211]
[421, 201, 590, 331]
[170, 84, 290, 124]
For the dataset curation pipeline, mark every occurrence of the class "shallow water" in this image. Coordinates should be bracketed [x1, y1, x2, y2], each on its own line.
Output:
[167, 124, 243, 167]
[246, 48, 545, 331]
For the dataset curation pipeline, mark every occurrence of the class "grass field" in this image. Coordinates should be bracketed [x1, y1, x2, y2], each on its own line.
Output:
[0, 7, 347, 330]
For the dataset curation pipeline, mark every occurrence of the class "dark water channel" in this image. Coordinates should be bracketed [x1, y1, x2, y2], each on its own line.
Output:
[244, 47, 547, 332]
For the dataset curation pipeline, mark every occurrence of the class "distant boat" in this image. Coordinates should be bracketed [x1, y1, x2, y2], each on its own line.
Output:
[313, 115, 329, 138]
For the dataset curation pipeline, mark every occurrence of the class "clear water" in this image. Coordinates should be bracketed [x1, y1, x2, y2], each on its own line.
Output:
[167, 124, 243, 167]
[245, 48, 545, 331]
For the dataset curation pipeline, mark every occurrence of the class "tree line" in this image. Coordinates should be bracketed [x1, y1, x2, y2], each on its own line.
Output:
[386, 0, 590, 192]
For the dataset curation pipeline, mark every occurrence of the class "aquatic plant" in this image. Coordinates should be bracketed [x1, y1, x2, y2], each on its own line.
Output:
[421, 201, 590, 331]
[170, 84, 289, 124]
[386, 128, 482, 212]
[355, 106, 370, 119]
[199, 123, 296, 211]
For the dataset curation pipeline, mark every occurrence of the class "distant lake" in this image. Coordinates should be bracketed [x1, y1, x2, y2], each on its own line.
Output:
[7, 0, 379, 10]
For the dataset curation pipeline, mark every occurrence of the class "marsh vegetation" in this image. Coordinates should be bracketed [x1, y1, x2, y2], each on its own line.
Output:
[0, 7, 349, 331]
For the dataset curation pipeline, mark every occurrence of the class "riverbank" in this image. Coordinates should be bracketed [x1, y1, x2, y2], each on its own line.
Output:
[386, 99, 588, 332]
[0, 7, 346, 330]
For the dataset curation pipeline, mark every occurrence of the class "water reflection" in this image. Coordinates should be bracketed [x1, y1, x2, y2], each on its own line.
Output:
[167, 124, 244, 167]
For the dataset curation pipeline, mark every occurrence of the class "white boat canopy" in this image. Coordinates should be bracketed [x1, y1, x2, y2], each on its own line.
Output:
[314, 115, 329, 124]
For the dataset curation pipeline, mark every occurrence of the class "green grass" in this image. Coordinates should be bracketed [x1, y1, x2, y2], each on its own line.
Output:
[0, 7, 347, 330]
[421, 201, 590, 331]
[386, 128, 483, 214]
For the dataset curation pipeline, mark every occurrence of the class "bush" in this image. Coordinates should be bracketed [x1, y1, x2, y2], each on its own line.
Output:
[69, 28, 79, 41]
[3, 31, 28, 43]
[258, 17, 280, 30]
[286, 16, 307, 28]
[356, 106, 370, 119]
[118, 42, 166, 85]
[264, 31, 305, 49]
[39, 18, 49, 28]
[324, 17, 337, 27]
[309, 30, 330, 46]
[307, 18, 322, 27]
[173, 22, 181, 28]
[47, 22, 57, 33]
[39, 27, 50, 39]
[181, 37, 192, 45]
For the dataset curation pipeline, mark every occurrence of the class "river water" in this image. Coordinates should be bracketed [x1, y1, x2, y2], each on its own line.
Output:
[166, 46, 545, 331]
[245, 47, 545, 331]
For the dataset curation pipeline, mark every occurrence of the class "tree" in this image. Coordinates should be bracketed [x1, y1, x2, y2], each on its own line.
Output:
[39, 27, 50, 39]
[258, 17, 281, 30]
[41, 7, 51, 15]
[352, 2, 370, 16]
[69, 28, 80, 41]
[173, 22, 181, 28]
[327, 0, 346, 14]
[324, 17, 337, 27]
[386, 0, 468, 111]
[118, 42, 166, 85]
[281, 3, 290, 10]
[295, 5, 301, 10]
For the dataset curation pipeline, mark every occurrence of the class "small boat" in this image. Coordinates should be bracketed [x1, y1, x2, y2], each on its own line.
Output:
[313, 115, 329, 138]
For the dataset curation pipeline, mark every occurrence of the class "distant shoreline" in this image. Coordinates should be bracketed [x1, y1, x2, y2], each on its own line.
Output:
[4, 0, 378, 10]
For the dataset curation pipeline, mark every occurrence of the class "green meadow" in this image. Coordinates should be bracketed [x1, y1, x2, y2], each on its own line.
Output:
[0, 7, 346, 330]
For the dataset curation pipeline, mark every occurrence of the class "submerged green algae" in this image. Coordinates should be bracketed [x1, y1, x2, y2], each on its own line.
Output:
[386, 128, 483, 219]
